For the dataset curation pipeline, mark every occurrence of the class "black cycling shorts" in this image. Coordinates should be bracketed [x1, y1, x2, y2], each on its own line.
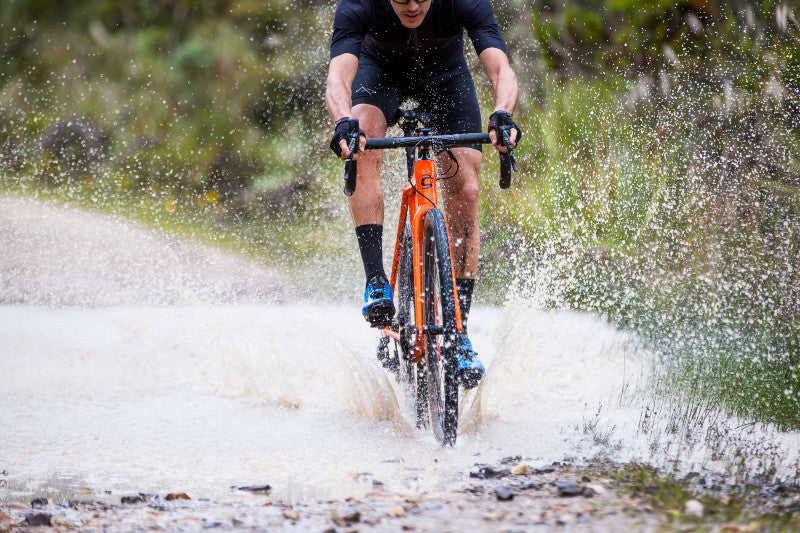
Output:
[351, 54, 483, 151]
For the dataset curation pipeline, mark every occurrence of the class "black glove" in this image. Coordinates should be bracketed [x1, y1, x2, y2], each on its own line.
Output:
[487, 110, 522, 147]
[330, 117, 365, 157]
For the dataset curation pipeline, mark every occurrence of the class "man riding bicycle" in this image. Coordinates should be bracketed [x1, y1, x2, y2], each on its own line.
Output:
[326, 0, 521, 389]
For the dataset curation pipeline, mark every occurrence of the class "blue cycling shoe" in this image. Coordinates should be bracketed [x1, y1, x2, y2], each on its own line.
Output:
[363, 276, 395, 328]
[456, 335, 484, 389]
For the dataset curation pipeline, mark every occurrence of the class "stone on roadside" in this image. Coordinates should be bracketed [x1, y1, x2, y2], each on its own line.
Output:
[555, 480, 584, 497]
[511, 464, 530, 476]
[235, 484, 272, 494]
[482, 511, 506, 521]
[25, 512, 52, 526]
[584, 483, 606, 496]
[684, 499, 704, 518]
[30, 497, 48, 508]
[121, 494, 147, 504]
[165, 492, 190, 501]
[333, 510, 361, 526]
[283, 509, 300, 520]
[470, 466, 510, 479]
[495, 486, 515, 501]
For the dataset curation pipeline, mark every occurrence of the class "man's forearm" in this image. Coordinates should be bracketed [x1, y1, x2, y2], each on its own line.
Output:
[491, 67, 518, 114]
[326, 82, 353, 123]
[478, 47, 518, 114]
[326, 53, 359, 123]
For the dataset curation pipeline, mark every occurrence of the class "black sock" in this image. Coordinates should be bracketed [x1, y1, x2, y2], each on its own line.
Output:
[456, 278, 475, 334]
[355, 224, 387, 284]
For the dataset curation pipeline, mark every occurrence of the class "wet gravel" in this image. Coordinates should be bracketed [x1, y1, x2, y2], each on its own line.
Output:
[0, 462, 664, 532]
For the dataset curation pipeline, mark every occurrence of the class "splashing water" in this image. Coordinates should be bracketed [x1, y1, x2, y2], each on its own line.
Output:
[2, 197, 800, 507]
[0, 301, 639, 504]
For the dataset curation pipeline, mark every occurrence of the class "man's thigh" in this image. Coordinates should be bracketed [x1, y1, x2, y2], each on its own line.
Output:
[351, 55, 402, 125]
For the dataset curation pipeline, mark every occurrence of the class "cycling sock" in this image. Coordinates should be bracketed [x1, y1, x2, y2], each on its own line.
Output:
[456, 278, 475, 334]
[355, 224, 387, 284]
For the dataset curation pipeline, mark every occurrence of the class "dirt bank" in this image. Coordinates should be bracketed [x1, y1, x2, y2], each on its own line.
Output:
[0, 194, 290, 306]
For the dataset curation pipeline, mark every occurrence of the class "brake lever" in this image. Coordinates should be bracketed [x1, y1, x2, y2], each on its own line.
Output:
[500, 127, 518, 171]
[343, 118, 360, 196]
[498, 126, 518, 189]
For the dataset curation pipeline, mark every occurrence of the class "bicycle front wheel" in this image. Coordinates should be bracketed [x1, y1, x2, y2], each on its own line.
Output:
[420, 208, 459, 446]
[394, 222, 429, 428]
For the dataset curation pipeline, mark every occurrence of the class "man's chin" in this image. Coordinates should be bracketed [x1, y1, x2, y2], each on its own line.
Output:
[400, 15, 424, 28]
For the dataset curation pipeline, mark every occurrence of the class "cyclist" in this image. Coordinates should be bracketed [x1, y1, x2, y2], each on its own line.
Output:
[326, 0, 520, 389]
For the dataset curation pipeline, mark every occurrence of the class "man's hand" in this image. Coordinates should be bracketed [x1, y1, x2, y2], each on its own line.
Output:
[330, 117, 367, 160]
[487, 110, 521, 154]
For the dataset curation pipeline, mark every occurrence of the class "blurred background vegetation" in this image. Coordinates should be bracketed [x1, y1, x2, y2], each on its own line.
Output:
[1, 0, 798, 427]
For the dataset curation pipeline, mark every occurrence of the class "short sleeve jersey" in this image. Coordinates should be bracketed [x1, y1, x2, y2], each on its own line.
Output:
[330, 0, 506, 71]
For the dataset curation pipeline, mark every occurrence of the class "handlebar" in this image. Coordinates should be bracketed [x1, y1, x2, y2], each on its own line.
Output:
[341, 118, 517, 196]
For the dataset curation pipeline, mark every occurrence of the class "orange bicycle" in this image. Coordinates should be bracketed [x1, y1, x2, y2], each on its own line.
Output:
[341, 110, 517, 445]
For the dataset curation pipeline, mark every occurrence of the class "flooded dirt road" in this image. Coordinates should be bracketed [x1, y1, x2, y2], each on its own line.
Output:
[2, 195, 799, 531]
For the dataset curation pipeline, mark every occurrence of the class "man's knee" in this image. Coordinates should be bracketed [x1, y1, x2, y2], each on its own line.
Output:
[352, 104, 387, 138]
[450, 150, 481, 208]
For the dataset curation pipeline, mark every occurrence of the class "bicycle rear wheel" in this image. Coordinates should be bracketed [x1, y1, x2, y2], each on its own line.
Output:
[420, 208, 459, 446]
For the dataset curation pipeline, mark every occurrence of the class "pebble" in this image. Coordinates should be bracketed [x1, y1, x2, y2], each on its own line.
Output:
[333, 510, 361, 526]
[684, 499, 704, 518]
[387, 507, 406, 516]
[494, 486, 515, 501]
[121, 494, 147, 504]
[25, 512, 52, 526]
[30, 497, 48, 508]
[470, 466, 510, 479]
[235, 484, 272, 494]
[585, 483, 606, 496]
[511, 464, 530, 476]
[165, 493, 191, 501]
[283, 509, 300, 520]
[555, 480, 584, 497]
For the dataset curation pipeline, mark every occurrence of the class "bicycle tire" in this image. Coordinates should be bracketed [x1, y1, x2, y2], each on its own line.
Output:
[392, 222, 429, 428]
[420, 208, 459, 446]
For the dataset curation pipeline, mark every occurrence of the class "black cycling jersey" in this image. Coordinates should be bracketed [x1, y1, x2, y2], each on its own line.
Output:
[330, 0, 506, 71]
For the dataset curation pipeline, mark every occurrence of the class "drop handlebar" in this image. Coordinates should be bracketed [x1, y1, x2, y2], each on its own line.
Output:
[342, 119, 517, 196]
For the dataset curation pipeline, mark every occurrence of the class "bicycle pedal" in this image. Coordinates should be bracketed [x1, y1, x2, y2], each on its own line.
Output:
[367, 313, 394, 328]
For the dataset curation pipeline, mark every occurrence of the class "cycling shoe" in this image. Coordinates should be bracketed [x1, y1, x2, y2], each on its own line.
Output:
[363, 275, 395, 328]
[456, 335, 484, 389]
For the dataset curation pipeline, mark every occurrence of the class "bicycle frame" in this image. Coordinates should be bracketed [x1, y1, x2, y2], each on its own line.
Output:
[384, 149, 463, 364]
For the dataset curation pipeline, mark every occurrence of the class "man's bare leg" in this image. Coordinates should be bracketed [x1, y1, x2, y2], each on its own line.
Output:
[439, 147, 482, 280]
[347, 104, 388, 228]
[438, 146, 484, 386]
[348, 104, 394, 326]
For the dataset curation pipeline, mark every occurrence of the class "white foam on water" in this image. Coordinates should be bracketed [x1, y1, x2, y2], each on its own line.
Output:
[0, 301, 645, 503]
[3, 300, 799, 504]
